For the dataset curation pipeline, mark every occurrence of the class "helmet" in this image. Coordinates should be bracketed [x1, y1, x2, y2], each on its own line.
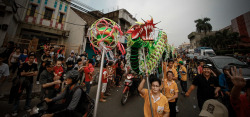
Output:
[223, 65, 231, 70]
[66, 70, 80, 84]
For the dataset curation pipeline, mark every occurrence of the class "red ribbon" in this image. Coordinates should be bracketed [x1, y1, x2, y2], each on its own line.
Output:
[117, 42, 126, 55]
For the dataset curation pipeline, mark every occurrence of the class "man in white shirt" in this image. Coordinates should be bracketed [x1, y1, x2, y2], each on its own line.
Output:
[0, 55, 10, 98]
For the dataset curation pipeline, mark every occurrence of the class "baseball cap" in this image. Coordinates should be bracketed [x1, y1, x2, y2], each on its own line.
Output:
[179, 61, 183, 65]
[199, 99, 228, 117]
[203, 64, 210, 69]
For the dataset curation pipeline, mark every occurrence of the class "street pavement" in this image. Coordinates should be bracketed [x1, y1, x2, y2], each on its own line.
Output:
[88, 75, 200, 117]
[0, 68, 200, 117]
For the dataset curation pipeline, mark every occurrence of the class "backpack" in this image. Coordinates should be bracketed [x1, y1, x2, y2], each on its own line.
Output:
[71, 86, 95, 117]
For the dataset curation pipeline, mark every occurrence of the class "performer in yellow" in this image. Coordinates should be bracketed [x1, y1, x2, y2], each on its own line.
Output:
[161, 71, 178, 117]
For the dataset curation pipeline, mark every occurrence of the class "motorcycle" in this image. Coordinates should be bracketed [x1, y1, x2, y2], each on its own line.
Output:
[189, 67, 198, 81]
[30, 90, 95, 117]
[121, 74, 140, 105]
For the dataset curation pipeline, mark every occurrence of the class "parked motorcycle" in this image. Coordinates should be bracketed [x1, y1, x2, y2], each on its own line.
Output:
[121, 74, 140, 105]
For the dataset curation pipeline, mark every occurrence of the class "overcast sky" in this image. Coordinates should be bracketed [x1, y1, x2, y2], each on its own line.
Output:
[79, 0, 250, 47]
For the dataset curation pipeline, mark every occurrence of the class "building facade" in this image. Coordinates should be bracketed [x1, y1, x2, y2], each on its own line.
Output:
[231, 11, 250, 47]
[1, 0, 87, 56]
[72, 8, 137, 58]
[0, 0, 28, 47]
[188, 31, 215, 49]
[103, 9, 137, 43]
[178, 42, 190, 53]
[1, 0, 137, 58]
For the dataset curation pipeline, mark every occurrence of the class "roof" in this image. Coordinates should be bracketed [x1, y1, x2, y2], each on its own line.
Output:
[71, 7, 100, 26]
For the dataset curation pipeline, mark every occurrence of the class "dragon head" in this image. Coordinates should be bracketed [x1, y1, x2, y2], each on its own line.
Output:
[126, 17, 157, 41]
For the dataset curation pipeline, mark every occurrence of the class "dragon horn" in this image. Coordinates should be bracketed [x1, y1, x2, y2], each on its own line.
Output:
[154, 21, 161, 25]
[150, 15, 153, 23]
[141, 18, 146, 23]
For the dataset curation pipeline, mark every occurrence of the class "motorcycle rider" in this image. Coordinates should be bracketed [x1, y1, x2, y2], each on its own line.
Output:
[188, 58, 198, 79]
[42, 70, 86, 117]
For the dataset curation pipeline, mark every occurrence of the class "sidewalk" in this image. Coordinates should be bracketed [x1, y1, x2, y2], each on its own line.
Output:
[0, 66, 101, 101]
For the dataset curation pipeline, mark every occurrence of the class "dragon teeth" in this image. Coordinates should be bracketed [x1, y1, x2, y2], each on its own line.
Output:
[132, 33, 139, 39]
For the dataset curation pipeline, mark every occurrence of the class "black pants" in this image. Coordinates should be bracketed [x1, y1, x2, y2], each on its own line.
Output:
[10, 62, 18, 74]
[105, 80, 112, 94]
[180, 80, 187, 92]
[66, 66, 73, 72]
[169, 102, 176, 117]
[197, 98, 206, 110]
[115, 76, 121, 86]
[47, 103, 82, 117]
[37, 66, 45, 81]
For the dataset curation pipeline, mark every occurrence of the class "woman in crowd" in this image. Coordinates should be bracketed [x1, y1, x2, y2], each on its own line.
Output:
[161, 71, 178, 117]
[18, 48, 28, 77]
[8, 47, 21, 80]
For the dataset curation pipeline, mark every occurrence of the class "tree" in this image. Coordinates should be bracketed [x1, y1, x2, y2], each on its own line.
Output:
[215, 29, 230, 49]
[194, 17, 212, 34]
[200, 29, 240, 50]
[200, 35, 216, 49]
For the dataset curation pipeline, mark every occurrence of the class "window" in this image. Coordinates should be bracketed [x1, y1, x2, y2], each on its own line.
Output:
[0, 5, 6, 17]
[44, 8, 53, 20]
[0, 11, 5, 17]
[29, 5, 36, 17]
[59, 13, 64, 23]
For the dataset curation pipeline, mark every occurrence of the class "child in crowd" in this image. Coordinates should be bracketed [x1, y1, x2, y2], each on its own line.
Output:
[66, 51, 76, 71]
[179, 61, 187, 94]
[105, 62, 114, 96]
[18, 48, 28, 68]
[54, 60, 64, 92]
[83, 61, 92, 94]
[197, 60, 204, 75]
[92, 55, 96, 66]
[100, 63, 108, 102]
[18, 48, 28, 76]
[88, 59, 94, 80]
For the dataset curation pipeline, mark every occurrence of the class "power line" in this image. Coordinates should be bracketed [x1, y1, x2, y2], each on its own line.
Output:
[15, 2, 86, 26]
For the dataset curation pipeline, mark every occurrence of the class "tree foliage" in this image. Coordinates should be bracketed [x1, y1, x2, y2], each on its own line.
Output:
[194, 17, 212, 34]
[200, 29, 240, 50]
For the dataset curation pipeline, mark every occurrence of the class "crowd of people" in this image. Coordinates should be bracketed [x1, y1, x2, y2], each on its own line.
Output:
[0, 41, 249, 117]
[138, 54, 249, 117]
[0, 41, 127, 117]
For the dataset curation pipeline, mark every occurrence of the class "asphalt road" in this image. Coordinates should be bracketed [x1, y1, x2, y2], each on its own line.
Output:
[0, 78, 200, 117]
[88, 78, 200, 117]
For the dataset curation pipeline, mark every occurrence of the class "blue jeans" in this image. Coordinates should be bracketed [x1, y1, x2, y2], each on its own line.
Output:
[12, 84, 33, 112]
[85, 82, 91, 94]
